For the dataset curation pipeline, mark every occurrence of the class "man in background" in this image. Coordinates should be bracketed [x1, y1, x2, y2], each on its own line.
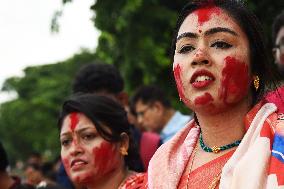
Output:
[131, 85, 192, 143]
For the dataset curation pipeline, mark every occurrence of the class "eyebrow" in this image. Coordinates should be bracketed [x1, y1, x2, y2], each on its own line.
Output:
[60, 126, 93, 137]
[176, 27, 238, 41]
[204, 27, 238, 36]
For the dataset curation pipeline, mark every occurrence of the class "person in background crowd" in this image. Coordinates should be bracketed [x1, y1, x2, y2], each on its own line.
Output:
[0, 140, 34, 189]
[131, 85, 191, 143]
[72, 62, 159, 171]
[265, 10, 284, 113]
[144, 0, 284, 188]
[58, 94, 145, 189]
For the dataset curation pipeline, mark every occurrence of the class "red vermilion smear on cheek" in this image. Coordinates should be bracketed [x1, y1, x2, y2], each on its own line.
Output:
[92, 141, 118, 177]
[62, 158, 70, 175]
[194, 92, 213, 105]
[173, 64, 190, 104]
[70, 113, 79, 131]
[219, 56, 249, 104]
[280, 54, 284, 65]
[193, 6, 221, 26]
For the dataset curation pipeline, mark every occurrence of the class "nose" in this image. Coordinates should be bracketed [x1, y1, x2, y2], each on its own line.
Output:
[137, 116, 143, 125]
[191, 48, 211, 66]
[70, 139, 84, 157]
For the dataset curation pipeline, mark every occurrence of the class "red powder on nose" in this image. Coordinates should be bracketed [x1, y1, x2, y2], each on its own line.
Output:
[219, 56, 249, 104]
[194, 6, 221, 26]
[92, 142, 119, 177]
[194, 92, 213, 105]
[70, 113, 79, 131]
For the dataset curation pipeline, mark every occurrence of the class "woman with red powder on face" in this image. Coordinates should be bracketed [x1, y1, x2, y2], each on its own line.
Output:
[144, 1, 284, 189]
[57, 94, 145, 189]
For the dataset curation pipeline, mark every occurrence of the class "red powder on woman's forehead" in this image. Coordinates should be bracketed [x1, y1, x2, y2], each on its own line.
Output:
[194, 92, 213, 105]
[92, 142, 119, 177]
[219, 56, 249, 104]
[193, 6, 221, 26]
[69, 113, 79, 131]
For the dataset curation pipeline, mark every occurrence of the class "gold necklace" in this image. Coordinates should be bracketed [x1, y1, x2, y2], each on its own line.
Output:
[185, 145, 222, 189]
[186, 146, 198, 189]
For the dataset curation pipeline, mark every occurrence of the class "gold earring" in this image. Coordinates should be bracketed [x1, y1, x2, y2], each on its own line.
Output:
[120, 148, 128, 156]
[253, 75, 260, 91]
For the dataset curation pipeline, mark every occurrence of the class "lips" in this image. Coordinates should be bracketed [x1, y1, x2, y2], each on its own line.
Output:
[70, 159, 88, 170]
[190, 70, 215, 88]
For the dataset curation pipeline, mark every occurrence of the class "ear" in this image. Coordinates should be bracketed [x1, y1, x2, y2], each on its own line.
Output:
[116, 92, 129, 107]
[119, 132, 129, 156]
[152, 101, 164, 114]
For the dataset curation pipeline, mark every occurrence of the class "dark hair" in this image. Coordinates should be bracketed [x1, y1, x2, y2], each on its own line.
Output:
[171, 0, 278, 106]
[0, 141, 8, 172]
[131, 85, 171, 109]
[272, 10, 284, 44]
[58, 94, 141, 171]
[72, 63, 124, 95]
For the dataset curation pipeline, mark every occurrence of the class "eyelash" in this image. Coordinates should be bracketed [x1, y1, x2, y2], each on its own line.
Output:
[61, 139, 71, 147]
[177, 41, 233, 54]
[178, 45, 195, 54]
[211, 41, 232, 49]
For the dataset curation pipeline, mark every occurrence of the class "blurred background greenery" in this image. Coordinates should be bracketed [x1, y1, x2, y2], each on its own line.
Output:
[0, 0, 283, 164]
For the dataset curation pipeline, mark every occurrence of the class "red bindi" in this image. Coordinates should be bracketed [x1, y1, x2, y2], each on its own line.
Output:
[194, 92, 213, 105]
[69, 113, 79, 131]
[193, 6, 221, 26]
[219, 56, 249, 104]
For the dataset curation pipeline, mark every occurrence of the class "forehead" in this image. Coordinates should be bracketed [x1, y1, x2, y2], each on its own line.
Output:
[178, 7, 241, 35]
[61, 113, 94, 132]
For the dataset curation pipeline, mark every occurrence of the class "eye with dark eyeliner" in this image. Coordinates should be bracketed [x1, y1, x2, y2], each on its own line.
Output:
[177, 45, 195, 54]
[82, 132, 96, 141]
[61, 138, 72, 147]
[211, 41, 232, 49]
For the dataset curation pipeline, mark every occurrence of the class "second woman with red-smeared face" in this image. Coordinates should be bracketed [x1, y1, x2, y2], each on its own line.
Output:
[58, 94, 145, 189]
[145, 1, 284, 189]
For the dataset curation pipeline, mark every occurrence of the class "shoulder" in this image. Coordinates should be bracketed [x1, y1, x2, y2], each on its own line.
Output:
[120, 173, 147, 189]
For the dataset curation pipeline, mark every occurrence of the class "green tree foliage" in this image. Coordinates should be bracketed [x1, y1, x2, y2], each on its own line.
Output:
[0, 50, 97, 162]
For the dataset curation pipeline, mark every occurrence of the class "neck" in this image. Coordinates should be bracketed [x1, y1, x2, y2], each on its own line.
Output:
[86, 165, 129, 189]
[159, 108, 175, 132]
[195, 100, 250, 148]
[0, 172, 15, 189]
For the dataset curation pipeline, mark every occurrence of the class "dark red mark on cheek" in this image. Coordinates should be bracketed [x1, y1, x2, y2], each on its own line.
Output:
[62, 158, 70, 175]
[193, 6, 221, 26]
[219, 56, 249, 104]
[92, 142, 119, 177]
[194, 92, 213, 105]
[70, 113, 79, 131]
[173, 64, 190, 105]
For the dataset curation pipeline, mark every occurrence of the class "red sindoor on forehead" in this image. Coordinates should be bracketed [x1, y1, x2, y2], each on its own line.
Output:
[70, 112, 79, 131]
[193, 6, 221, 26]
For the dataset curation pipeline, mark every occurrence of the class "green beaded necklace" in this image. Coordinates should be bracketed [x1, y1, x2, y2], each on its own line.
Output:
[199, 131, 242, 153]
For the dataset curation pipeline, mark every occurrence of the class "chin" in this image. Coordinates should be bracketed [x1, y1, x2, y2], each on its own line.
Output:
[71, 170, 94, 184]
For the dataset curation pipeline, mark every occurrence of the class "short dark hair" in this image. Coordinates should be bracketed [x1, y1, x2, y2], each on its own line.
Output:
[0, 141, 9, 172]
[57, 94, 140, 171]
[272, 11, 284, 44]
[72, 63, 124, 95]
[131, 85, 171, 109]
[171, 0, 278, 106]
